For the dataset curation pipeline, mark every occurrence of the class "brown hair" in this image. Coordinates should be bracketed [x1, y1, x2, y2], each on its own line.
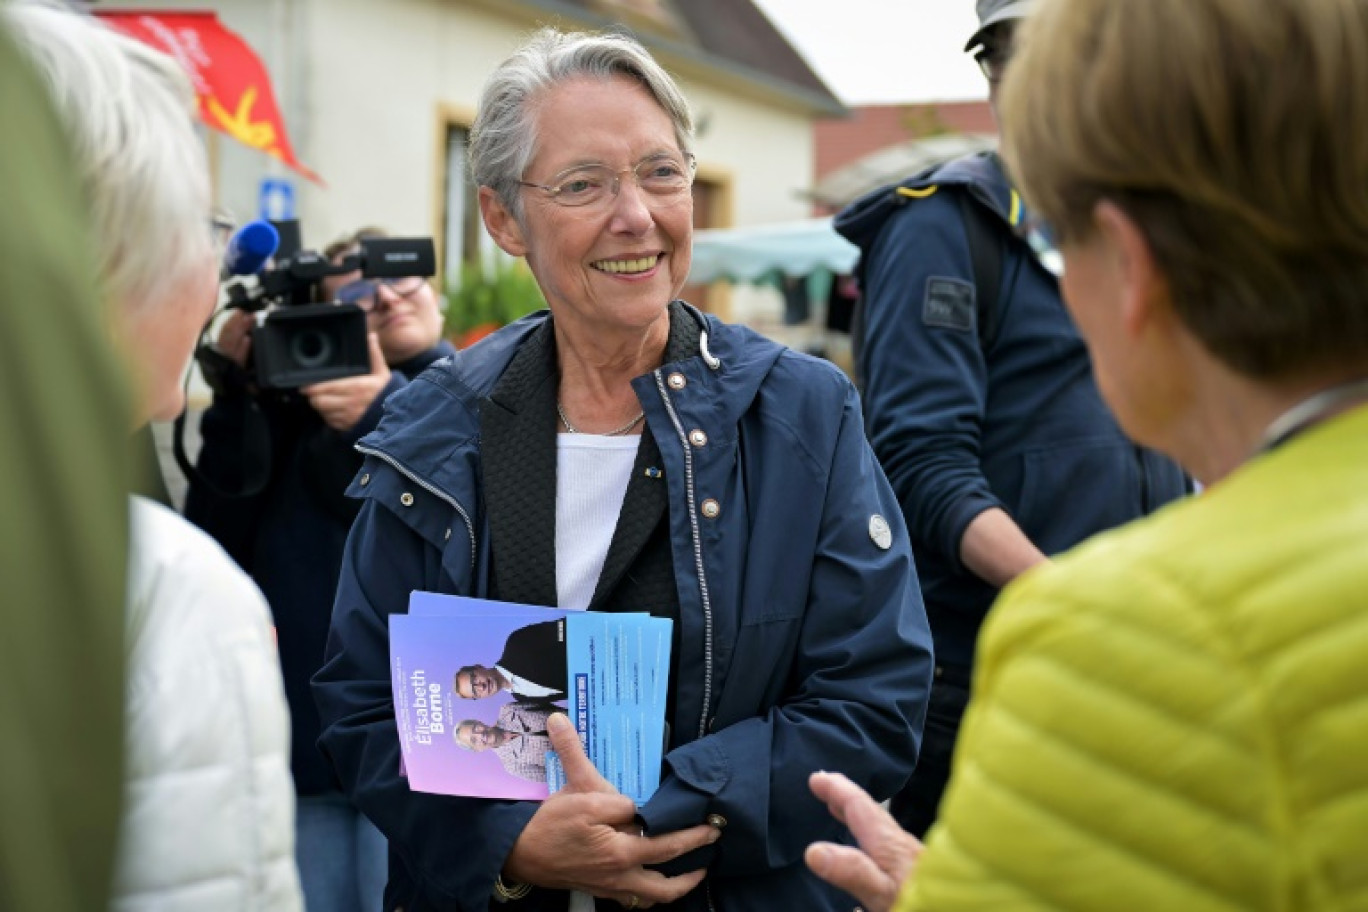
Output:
[1000, 0, 1368, 381]
[322, 225, 388, 263]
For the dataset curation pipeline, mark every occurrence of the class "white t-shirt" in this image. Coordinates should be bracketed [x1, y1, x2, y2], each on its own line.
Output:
[554, 432, 639, 912]
[555, 432, 640, 611]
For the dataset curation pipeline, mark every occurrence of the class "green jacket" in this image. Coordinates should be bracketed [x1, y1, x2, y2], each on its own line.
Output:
[901, 404, 1368, 911]
[0, 20, 131, 912]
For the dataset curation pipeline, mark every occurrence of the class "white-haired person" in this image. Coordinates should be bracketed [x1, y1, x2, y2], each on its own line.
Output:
[2, 3, 303, 909]
[805, 0, 1368, 909]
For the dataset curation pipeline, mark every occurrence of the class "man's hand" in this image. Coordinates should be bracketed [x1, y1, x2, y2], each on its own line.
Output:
[804, 771, 923, 912]
[504, 714, 718, 908]
[299, 333, 392, 432]
[215, 310, 256, 369]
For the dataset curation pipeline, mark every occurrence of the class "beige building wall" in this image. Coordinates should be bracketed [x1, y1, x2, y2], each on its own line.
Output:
[100, 0, 821, 277]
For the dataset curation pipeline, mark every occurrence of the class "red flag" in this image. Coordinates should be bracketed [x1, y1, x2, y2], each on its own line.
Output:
[97, 10, 323, 185]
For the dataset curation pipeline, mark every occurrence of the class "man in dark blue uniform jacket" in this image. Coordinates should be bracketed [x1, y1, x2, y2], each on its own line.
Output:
[835, 0, 1189, 837]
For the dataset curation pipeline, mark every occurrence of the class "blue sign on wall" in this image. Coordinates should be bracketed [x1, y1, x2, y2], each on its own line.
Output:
[258, 178, 296, 222]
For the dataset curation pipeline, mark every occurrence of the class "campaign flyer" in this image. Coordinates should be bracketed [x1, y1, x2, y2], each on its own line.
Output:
[389, 592, 671, 803]
[390, 608, 568, 800]
[563, 613, 671, 804]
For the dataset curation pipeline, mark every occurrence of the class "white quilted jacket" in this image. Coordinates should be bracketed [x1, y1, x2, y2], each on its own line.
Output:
[112, 497, 303, 911]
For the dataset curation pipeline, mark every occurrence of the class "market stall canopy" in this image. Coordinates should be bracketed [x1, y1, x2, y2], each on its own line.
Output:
[97, 10, 322, 184]
[689, 217, 859, 285]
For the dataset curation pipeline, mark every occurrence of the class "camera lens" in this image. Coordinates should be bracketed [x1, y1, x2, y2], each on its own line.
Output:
[290, 329, 335, 369]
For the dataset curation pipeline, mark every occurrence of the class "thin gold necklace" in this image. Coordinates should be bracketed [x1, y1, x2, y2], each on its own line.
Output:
[556, 401, 645, 436]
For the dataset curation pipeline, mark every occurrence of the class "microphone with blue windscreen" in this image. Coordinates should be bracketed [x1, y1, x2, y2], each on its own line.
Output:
[221, 219, 280, 277]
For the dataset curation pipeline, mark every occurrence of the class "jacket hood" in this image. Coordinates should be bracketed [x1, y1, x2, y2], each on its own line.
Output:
[356, 302, 787, 499]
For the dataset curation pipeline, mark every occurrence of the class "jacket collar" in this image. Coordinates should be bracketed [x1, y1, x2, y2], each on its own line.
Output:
[925, 150, 1020, 224]
[357, 300, 786, 505]
[834, 150, 1029, 249]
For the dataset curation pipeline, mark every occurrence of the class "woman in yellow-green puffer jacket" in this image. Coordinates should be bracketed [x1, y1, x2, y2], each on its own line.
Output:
[803, 0, 1368, 909]
[897, 408, 1368, 910]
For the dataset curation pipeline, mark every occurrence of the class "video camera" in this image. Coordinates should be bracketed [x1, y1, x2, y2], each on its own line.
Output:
[213, 219, 436, 390]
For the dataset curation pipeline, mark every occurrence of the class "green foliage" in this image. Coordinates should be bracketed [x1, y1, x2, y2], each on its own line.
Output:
[442, 258, 545, 339]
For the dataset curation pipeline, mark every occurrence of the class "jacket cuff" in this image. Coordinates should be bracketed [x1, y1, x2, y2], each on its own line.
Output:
[636, 775, 720, 876]
[635, 737, 731, 871]
[942, 492, 1005, 574]
[483, 801, 539, 897]
[638, 775, 711, 834]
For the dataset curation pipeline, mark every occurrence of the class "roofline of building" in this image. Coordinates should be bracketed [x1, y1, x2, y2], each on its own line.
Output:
[468, 0, 849, 118]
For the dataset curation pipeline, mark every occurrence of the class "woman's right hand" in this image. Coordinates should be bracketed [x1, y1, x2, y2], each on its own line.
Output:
[504, 714, 719, 908]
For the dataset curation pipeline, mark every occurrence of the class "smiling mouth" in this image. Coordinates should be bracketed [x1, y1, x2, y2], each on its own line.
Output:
[592, 254, 661, 275]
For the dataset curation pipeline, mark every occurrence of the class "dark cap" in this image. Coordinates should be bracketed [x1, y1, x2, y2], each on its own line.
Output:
[965, 0, 1033, 51]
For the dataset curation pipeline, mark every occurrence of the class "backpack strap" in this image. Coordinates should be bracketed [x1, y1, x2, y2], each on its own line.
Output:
[955, 190, 1005, 352]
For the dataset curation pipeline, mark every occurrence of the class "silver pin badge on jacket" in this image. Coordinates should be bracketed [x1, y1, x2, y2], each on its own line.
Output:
[869, 514, 892, 550]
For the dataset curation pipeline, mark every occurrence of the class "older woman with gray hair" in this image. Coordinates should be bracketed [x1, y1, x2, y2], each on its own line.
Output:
[314, 26, 933, 912]
[2, 3, 303, 909]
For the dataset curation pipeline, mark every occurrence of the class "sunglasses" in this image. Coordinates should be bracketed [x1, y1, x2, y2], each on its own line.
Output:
[335, 276, 426, 312]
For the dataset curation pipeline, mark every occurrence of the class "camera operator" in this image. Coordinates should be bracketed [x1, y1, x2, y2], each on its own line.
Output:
[185, 226, 454, 912]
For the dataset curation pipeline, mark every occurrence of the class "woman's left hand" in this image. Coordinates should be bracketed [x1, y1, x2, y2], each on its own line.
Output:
[804, 771, 924, 912]
[503, 714, 720, 908]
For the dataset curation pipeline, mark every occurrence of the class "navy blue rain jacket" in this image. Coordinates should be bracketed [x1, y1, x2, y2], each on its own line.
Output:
[312, 306, 934, 911]
[837, 154, 1188, 668]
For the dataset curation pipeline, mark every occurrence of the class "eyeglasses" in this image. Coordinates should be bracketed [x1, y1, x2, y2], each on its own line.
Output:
[336, 275, 426, 312]
[974, 44, 1013, 83]
[209, 210, 236, 253]
[518, 152, 697, 208]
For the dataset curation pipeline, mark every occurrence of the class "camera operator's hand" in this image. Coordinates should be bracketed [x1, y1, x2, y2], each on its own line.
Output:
[300, 333, 392, 433]
[215, 310, 256, 368]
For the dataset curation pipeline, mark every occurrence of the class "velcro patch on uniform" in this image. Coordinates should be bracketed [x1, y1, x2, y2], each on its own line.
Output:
[922, 277, 975, 332]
